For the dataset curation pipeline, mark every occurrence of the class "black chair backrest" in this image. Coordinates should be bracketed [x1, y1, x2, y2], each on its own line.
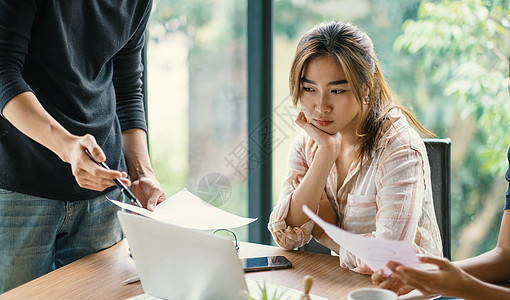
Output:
[297, 235, 331, 254]
[423, 138, 452, 260]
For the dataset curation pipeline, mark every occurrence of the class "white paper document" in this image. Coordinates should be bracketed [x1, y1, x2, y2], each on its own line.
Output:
[303, 205, 419, 274]
[110, 188, 256, 230]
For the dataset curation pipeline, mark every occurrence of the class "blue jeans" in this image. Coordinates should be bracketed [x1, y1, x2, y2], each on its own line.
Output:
[0, 188, 125, 293]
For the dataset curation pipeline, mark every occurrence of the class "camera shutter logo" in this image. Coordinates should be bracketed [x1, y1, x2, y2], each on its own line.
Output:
[197, 172, 232, 206]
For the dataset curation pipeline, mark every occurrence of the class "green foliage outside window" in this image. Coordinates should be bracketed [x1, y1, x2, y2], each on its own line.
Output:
[396, 0, 509, 174]
[394, 0, 509, 258]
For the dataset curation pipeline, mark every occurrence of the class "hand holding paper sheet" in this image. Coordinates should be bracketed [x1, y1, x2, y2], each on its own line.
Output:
[110, 188, 256, 230]
[302, 205, 419, 274]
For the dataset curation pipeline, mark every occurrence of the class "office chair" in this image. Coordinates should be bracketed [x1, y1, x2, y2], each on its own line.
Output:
[423, 138, 452, 260]
[299, 138, 452, 260]
[297, 236, 332, 255]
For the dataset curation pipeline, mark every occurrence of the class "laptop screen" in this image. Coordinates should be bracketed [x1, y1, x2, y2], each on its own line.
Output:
[117, 211, 248, 300]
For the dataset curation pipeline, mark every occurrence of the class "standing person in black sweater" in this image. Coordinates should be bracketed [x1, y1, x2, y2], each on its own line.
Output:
[0, 0, 166, 293]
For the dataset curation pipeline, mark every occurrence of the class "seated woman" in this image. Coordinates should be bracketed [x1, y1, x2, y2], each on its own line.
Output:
[373, 147, 510, 298]
[267, 20, 443, 273]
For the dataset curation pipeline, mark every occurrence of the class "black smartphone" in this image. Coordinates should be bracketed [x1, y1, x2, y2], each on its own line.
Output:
[241, 255, 292, 272]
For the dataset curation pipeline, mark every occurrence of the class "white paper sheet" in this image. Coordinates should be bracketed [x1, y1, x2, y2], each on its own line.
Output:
[110, 188, 256, 230]
[303, 205, 420, 274]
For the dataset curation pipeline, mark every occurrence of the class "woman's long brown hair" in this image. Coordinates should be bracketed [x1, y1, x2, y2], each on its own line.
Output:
[289, 21, 434, 161]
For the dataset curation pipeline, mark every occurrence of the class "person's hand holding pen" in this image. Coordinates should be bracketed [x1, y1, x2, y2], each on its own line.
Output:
[62, 134, 131, 192]
[61, 131, 165, 211]
[85, 148, 143, 209]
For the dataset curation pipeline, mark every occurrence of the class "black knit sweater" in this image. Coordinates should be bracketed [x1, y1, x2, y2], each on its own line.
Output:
[0, 0, 151, 201]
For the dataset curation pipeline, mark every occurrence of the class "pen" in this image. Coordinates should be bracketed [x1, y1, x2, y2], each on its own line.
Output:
[84, 148, 143, 208]
[123, 275, 140, 285]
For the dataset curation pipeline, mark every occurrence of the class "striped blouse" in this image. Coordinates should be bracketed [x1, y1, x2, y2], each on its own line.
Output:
[268, 109, 443, 271]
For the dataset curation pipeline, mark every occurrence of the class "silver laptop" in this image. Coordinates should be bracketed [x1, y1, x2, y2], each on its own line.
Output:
[117, 211, 248, 300]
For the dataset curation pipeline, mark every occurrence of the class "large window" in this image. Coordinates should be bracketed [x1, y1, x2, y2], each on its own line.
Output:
[146, 0, 249, 240]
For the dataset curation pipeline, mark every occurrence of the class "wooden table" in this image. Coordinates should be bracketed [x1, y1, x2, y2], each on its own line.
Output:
[0, 240, 373, 299]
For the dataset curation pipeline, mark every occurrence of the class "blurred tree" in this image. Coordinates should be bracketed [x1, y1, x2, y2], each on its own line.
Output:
[149, 0, 213, 39]
[148, 0, 248, 192]
[394, 0, 510, 258]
